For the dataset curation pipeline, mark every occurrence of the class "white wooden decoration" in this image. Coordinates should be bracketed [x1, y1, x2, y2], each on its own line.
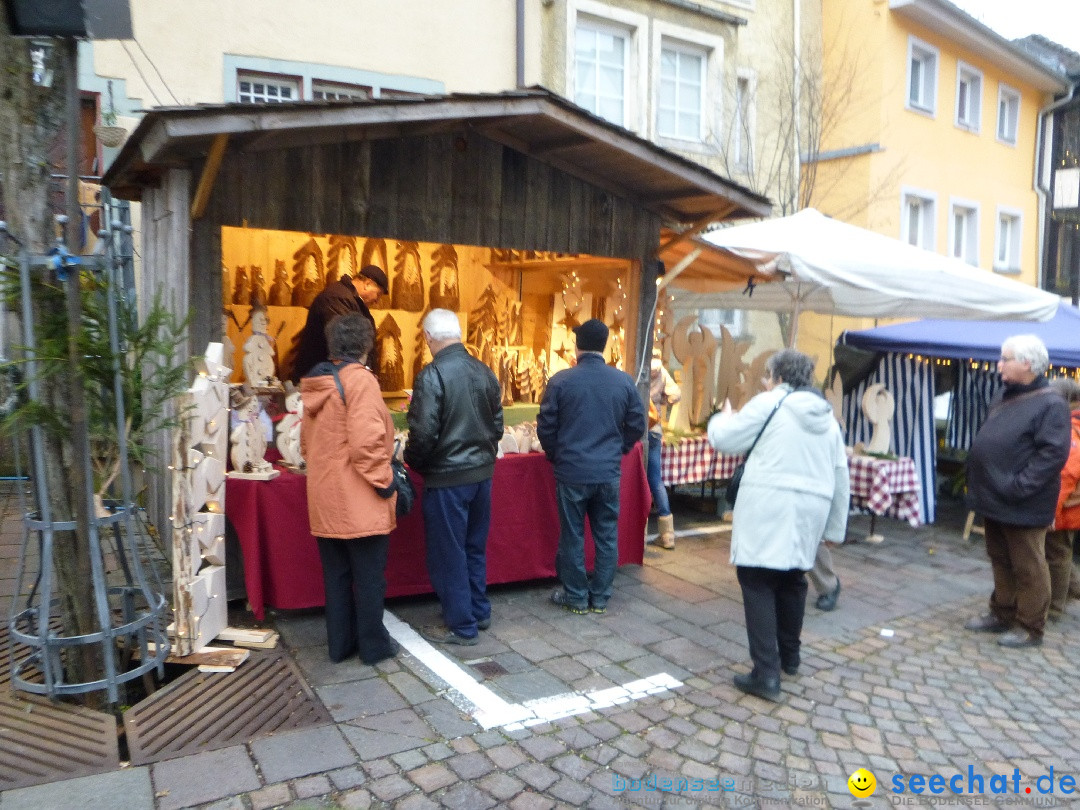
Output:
[862, 383, 895, 454]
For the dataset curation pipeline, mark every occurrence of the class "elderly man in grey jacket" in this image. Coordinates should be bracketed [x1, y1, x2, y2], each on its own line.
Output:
[708, 349, 849, 701]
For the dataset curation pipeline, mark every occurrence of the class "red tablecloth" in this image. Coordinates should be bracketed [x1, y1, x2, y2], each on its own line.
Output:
[227, 443, 650, 620]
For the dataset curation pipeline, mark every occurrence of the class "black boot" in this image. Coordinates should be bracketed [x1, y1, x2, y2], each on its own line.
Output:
[733, 671, 781, 701]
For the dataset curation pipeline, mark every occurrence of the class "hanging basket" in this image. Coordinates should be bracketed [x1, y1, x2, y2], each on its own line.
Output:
[94, 124, 127, 147]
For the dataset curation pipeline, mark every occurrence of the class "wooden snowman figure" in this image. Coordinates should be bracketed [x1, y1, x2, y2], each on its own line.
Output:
[276, 385, 305, 471]
[228, 386, 278, 479]
[242, 305, 280, 389]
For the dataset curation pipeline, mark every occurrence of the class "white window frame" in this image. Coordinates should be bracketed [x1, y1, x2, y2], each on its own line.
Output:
[567, 0, 648, 134]
[997, 83, 1020, 145]
[651, 20, 723, 149]
[657, 39, 706, 142]
[698, 308, 744, 338]
[994, 206, 1023, 273]
[732, 70, 755, 172]
[954, 61, 982, 133]
[906, 36, 938, 116]
[948, 198, 980, 265]
[312, 80, 371, 101]
[237, 71, 300, 104]
[900, 187, 937, 250]
[225, 55, 443, 103]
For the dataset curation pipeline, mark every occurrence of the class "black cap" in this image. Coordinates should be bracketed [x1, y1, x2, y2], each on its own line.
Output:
[573, 318, 608, 352]
[358, 264, 388, 294]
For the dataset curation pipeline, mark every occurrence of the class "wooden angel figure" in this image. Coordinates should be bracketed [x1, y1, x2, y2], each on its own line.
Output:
[291, 237, 325, 307]
[429, 243, 460, 310]
[242, 304, 279, 388]
[363, 238, 390, 310]
[268, 259, 291, 306]
[248, 265, 268, 308]
[327, 235, 358, 287]
[376, 314, 405, 391]
[276, 385, 305, 470]
[671, 315, 717, 426]
[391, 240, 424, 311]
[232, 266, 251, 305]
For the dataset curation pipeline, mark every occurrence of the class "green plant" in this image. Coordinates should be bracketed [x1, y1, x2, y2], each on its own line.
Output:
[0, 261, 192, 503]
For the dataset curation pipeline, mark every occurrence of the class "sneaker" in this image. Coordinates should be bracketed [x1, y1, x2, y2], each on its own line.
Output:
[964, 613, 1009, 633]
[997, 629, 1042, 648]
[477, 617, 491, 631]
[815, 579, 841, 612]
[589, 604, 607, 615]
[550, 588, 588, 614]
[420, 627, 479, 646]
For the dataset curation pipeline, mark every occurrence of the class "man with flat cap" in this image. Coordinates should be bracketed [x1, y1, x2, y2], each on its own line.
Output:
[537, 318, 647, 614]
[291, 264, 388, 383]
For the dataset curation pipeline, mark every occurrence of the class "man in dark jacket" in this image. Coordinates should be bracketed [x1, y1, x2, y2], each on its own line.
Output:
[965, 334, 1071, 648]
[537, 319, 647, 614]
[405, 309, 503, 645]
[290, 265, 387, 383]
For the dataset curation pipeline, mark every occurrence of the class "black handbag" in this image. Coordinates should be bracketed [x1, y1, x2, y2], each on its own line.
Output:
[330, 363, 415, 517]
[724, 392, 791, 507]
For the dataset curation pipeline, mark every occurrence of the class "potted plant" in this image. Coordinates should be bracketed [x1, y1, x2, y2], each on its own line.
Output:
[94, 80, 127, 147]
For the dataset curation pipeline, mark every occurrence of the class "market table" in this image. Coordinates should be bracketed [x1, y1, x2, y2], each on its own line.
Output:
[226, 443, 650, 620]
[660, 435, 922, 528]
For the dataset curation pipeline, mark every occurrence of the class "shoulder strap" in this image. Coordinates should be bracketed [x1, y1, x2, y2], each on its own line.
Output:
[744, 391, 791, 461]
[329, 359, 359, 404]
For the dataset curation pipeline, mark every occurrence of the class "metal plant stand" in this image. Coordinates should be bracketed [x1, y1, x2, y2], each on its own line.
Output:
[3, 219, 169, 704]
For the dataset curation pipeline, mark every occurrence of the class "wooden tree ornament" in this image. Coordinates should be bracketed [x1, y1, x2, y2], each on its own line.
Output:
[391, 241, 424, 311]
[327, 235, 358, 286]
[376, 314, 406, 391]
[291, 237, 325, 307]
[430, 243, 460, 310]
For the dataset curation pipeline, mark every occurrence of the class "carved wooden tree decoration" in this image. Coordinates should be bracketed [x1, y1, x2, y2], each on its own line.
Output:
[363, 238, 390, 310]
[468, 285, 500, 368]
[232, 265, 250, 305]
[376, 314, 405, 391]
[248, 265, 268, 308]
[430, 243, 460, 310]
[291, 237, 325, 307]
[391, 241, 424, 311]
[268, 259, 291, 306]
[671, 315, 717, 426]
[412, 316, 431, 383]
[327, 235, 358, 286]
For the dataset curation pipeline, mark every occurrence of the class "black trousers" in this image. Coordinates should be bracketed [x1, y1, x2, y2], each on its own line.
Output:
[315, 534, 396, 664]
[736, 565, 808, 680]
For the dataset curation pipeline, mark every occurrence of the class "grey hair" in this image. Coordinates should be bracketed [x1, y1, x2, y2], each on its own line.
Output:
[423, 308, 462, 341]
[1049, 376, 1080, 404]
[765, 349, 815, 389]
[326, 312, 374, 361]
[1002, 334, 1049, 376]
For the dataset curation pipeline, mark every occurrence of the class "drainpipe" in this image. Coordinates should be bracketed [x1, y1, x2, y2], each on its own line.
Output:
[516, 0, 525, 88]
[1034, 80, 1077, 295]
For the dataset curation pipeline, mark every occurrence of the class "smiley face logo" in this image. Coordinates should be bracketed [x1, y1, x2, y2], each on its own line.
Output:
[848, 768, 877, 798]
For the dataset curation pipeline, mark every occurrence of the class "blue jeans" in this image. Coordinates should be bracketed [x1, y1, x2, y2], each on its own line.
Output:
[555, 480, 620, 609]
[647, 431, 671, 517]
[422, 479, 493, 638]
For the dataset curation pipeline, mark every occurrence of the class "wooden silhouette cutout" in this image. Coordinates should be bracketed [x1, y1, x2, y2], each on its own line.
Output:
[268, 259, 291, 306]
[291, 237, 325, 307]
[376, 314, 405, 391]
[327, 235, 358, 287]
[391, 241, 424, 311]
[429, 244, 460, 310]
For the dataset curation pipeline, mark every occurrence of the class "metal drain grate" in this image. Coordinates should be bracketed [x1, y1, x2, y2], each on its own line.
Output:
[123, 649, 332, 766]
[472, 660, 509, 678]
[0, 693, 120, 790]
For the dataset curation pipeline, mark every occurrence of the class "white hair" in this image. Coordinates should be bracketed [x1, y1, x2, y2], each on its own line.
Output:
[423, 308, 462, 341]
[1002, 334, 1049, 376]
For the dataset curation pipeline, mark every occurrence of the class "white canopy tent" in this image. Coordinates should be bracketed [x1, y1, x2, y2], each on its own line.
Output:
[663, 209, 1060, 341]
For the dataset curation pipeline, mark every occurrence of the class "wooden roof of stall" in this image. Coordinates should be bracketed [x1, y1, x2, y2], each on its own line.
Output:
[103, 89, 772, 226]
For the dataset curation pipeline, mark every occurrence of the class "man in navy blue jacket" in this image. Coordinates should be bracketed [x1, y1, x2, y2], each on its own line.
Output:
[537, 319, 647, 614]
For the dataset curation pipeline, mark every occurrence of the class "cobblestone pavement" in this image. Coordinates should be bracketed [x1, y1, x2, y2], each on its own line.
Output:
[3, 496, 1080, 810]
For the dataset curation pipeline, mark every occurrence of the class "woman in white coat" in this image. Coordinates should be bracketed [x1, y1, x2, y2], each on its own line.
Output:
[708, 349, 849, 701]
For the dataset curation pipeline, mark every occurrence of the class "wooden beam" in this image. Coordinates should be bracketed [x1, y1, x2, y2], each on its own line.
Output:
[655, 204, 737, 256]
[189, 134, 229, 220]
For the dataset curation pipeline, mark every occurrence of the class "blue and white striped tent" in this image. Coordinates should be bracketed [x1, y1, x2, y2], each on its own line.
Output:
[840, 303, 1080, 524]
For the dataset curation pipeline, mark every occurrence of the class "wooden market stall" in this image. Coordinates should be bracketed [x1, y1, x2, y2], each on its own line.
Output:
[102, 89, 771, 612]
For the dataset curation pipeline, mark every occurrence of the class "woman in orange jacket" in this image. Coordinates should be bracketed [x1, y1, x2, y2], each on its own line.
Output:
[1048, 378, 1080, 620]
[301, 313, 398, 664]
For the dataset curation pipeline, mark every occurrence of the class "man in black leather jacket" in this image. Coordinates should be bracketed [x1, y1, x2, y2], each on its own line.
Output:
[405, 309, 503, 645]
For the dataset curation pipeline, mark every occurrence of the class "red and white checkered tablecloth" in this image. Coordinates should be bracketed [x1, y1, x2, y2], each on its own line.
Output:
[660, 436, 922, 527]
[847, 454, 922, 526]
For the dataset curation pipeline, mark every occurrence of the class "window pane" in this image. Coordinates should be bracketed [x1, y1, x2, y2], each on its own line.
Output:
[910, 59, 921, 104]
[997, 219, 1009, 263]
